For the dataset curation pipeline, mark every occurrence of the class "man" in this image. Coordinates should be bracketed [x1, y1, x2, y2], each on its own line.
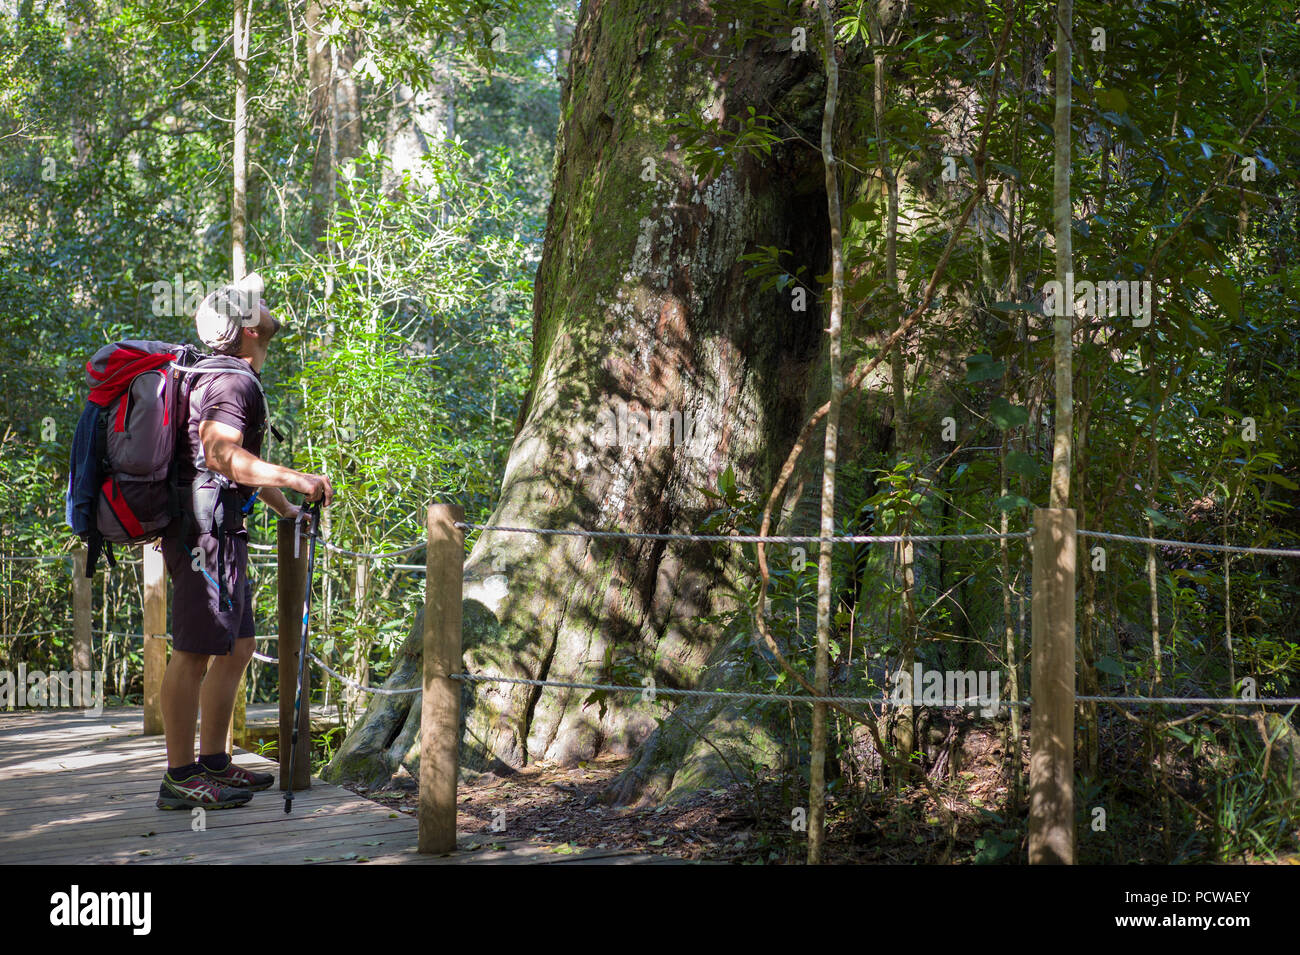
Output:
[156, 273, 334, 810]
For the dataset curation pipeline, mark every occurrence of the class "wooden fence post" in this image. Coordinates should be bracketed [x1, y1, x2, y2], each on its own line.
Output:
[278, 517, 311, 792]
[1029, 507, 1077, 864]
[419, 503, 463, 854]
[72, 545, 92, 680]
[142, 542, 167, 734]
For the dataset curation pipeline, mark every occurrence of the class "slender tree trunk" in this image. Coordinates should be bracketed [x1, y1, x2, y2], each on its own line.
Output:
[64, 0, 95, 168]
[1048, 0, 1073, 508]
[231, 0, 250, 278]
[304, 1, 333, 245]
[866, 1, 916, 771]
[808, 0, 844, 867]
[228, 0, 252, 741]
[332, 37, 362, 171]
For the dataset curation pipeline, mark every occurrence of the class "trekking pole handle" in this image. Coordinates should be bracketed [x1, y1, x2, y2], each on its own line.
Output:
[291, 501, 320, 559]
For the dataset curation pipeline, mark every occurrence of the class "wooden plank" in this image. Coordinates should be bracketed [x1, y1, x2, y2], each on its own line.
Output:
[0, 786, 390, 824]
[0, 707, 684, 866]
[420, 503, 462, 854]
[2, 816, 419, 865]
[142, 542, 167, 736]
[277, 516, 310, 793]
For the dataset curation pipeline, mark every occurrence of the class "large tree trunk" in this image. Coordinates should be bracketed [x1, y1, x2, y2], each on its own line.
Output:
[457, 0, 838, 795]
[328, 1, 839, 799]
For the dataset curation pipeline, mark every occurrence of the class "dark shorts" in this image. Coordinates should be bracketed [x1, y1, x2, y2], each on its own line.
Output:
[161, 528, 254, 656]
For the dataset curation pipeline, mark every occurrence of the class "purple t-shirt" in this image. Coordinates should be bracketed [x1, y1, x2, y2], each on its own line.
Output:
[178, 368, 266, 493]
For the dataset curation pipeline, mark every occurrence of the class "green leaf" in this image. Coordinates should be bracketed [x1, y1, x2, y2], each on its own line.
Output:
[718, 465, 736, 498]
[1259, 473, 1300, 490]
[845, 200, 876, 221]
[990, 161, 1021, 182]
[1202, 273, 1241, 321]
[994, 494, 1032, 511]
[989, 397, 1029, 429]
[1095, 657, 1126, 677]
[965, 354, 1005, 383]
[1095, 88, 1128, 113]
[1143, 507, 1178, 529]
[1006, 450, 1038, 478]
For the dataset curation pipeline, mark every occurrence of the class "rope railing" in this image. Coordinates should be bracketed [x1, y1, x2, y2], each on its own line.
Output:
[455, 522, 1031, 545]
[1076, 694, 1300, 707]
[248, 538, 424, 558]
[1077, 529, 1300, 558]
[305, 666, 1300, 712]
[448, 672, 1025, 707]
[246, 522, 1036, 560]
[308, 653, 420, 696]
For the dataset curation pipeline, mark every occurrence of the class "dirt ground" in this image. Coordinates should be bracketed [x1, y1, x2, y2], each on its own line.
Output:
[341, 722, 1025, 864]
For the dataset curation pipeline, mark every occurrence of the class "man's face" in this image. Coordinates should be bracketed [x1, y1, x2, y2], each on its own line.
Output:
[255, 301, 281, 341]
[263, 302, 282, 338]
[235, 300, 280, 357]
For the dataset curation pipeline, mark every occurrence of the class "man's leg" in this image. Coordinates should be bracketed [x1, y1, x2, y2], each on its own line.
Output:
[198, 636, 254, 758]
[156, 529, 254, 809]
[161, 649, 210, 768]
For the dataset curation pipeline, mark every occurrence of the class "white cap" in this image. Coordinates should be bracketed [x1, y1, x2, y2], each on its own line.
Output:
[195, 272, 264, 353]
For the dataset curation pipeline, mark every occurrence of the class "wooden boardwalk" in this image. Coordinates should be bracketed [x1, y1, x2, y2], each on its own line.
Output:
[0, 706, 673, 865]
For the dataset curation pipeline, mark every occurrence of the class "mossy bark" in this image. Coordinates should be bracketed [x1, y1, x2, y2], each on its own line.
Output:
[466, 0, 834, 792]
[328, 1, 841, 799]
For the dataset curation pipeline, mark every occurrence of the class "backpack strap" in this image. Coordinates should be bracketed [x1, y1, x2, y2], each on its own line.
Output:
[170, 354, 269, 613]
[169, 357, 279, 443]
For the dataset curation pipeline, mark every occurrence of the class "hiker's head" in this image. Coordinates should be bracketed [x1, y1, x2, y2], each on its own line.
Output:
[195, 272, 281, 364]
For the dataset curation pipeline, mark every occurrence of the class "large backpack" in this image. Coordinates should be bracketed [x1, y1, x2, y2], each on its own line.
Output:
[65, 340, 277, 578]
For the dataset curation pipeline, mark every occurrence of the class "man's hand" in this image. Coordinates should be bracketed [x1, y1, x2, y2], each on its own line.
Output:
[296, 473, 334, 506]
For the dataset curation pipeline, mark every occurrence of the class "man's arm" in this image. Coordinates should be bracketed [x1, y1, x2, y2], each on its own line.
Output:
[259, 486, 297, 520]
[199, 420, 334, 509]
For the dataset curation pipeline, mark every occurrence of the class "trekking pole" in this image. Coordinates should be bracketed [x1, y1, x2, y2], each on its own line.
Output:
[284, 500, 321, 813]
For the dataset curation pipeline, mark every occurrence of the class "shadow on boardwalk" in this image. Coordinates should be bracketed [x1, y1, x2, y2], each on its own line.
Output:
[0, 706, 680, 865]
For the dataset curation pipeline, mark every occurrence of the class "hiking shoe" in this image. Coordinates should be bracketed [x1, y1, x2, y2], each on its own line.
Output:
[157, 770, 253, 810]
[203, 759, 274, 792]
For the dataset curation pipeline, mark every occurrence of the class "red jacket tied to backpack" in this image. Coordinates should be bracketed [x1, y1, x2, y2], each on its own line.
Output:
[65, 340, 275, 578]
